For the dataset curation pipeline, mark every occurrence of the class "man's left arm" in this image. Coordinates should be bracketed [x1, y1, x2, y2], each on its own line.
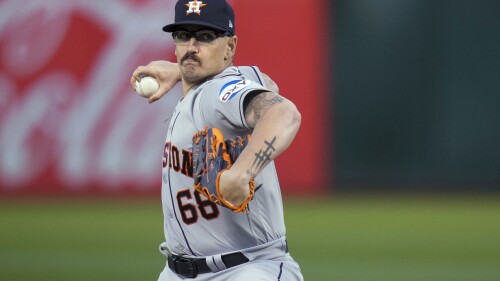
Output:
[218, 91, 301, 206]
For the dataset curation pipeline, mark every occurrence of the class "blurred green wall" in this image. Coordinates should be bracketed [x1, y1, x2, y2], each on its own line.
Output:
[333, 0, 500, 191]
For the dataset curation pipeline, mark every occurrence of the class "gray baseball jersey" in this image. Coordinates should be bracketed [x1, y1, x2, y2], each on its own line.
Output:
[161, 66, 287, 256]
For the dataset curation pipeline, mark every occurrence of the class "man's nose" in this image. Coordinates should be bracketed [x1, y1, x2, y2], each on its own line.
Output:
[187, 37, 199, 52]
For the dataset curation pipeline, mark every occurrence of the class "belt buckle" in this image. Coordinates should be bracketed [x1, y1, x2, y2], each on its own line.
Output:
[172, 255, 198, 278]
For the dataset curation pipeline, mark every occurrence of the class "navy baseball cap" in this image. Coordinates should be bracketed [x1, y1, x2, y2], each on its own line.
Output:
[162, 0, 235, 35]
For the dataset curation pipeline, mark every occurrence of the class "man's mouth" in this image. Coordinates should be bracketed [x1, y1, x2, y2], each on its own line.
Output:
[182, 55, 200, 65]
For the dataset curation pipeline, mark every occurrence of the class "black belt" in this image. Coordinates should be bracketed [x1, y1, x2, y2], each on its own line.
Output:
[167, 252, 249, 278]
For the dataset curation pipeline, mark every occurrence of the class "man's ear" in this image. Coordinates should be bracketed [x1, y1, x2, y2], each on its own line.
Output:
[225, 36, 238, 60]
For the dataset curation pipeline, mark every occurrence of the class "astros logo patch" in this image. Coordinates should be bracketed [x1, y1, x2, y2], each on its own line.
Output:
[186, 0, 207, 15]
[218, 80, 252, 102]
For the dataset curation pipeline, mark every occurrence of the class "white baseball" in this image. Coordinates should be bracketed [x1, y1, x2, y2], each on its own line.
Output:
[135, 76, 159, 98]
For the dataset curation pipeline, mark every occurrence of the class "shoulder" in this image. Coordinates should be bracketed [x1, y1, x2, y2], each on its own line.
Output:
[202, 68, 267, 103]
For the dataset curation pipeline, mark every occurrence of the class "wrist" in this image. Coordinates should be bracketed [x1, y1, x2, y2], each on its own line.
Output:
[218, 169, 252, 207]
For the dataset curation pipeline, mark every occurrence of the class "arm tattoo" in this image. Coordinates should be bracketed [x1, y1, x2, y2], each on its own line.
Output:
[246, 169, 257, 179]
[247, 93, 284, 122]
[252, 137, 277, 170]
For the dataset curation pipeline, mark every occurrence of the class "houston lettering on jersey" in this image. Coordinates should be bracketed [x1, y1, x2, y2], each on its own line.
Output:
[218, 79, 252, 102]
[163, 142, 193, 178]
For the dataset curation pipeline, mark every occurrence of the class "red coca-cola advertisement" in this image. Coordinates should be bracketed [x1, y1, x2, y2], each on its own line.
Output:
[0, 0, 330, 196]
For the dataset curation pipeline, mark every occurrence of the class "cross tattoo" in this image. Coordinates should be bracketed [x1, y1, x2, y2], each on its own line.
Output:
[252, 137, 277, 170]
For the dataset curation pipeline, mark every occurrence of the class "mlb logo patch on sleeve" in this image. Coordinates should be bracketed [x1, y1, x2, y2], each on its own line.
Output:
[218, 80, 252, 102]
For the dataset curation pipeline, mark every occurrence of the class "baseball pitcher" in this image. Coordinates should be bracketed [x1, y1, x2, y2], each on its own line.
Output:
[131, 1, 303, 280]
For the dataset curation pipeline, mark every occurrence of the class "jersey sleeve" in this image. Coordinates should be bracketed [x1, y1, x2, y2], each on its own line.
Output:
[236, 66, 267, 87]
[196, 67, 270, 131]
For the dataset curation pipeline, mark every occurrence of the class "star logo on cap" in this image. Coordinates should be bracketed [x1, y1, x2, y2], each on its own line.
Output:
[186, 0, 207, 15]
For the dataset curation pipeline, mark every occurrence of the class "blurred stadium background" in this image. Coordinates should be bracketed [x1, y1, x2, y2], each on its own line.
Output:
[1, 0, 499, 280]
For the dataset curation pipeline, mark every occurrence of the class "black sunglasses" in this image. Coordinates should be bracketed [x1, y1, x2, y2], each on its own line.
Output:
[172, 30, 231, 45]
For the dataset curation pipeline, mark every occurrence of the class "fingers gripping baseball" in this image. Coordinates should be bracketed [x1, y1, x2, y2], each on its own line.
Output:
[130, 60, 181, 103]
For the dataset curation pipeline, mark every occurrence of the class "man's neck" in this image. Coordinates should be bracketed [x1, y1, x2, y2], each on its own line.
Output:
[181, 64, 233, 95]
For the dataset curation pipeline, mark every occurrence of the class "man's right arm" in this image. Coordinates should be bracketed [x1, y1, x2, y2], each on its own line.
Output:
[131, 61, 281, 103]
